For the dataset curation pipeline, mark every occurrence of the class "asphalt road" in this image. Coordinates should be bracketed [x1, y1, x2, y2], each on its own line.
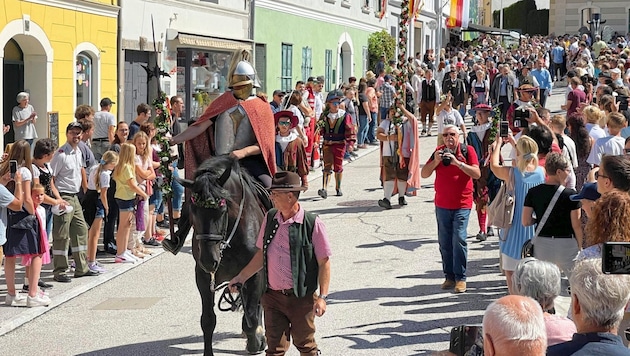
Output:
[0, 87, 570, 355]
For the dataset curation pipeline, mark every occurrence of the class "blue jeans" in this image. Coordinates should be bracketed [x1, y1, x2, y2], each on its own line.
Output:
[358, 114, 369, 145]
[367, 112, 378, 143]
[171, 163, 184, 212]
[435, 207, 471, 281]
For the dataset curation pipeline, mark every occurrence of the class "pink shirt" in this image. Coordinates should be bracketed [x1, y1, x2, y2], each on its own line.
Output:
[256, 206, 332, 290]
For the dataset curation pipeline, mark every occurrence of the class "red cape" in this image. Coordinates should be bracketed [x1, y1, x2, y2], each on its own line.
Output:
[184, 92, 276, 181]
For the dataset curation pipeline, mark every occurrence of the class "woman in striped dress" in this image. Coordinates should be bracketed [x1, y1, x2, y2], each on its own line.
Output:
[489, 135, 545, 294]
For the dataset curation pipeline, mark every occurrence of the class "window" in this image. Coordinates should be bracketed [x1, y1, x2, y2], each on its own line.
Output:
[76, 52, 92, 107]
[281, 43, 293, 92]
[325, 49, 333, 92]
[376, 0, 382, 13]
[177, 49, 232, 119]
[301, 47, 312, 82]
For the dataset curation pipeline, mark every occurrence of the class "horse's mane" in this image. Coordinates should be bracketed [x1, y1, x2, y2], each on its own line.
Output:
[193, 155, 258, 206]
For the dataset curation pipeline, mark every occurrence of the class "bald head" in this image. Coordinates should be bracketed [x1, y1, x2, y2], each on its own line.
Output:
[483, 295, 547, 356]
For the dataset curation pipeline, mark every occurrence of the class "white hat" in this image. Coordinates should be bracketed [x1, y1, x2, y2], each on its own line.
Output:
[51, 204, 73, 216]
[611, 68, 622, 75]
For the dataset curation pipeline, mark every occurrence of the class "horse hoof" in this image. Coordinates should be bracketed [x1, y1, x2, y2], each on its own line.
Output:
[317, 189, 327, 199]
[246, 334, 266, 354]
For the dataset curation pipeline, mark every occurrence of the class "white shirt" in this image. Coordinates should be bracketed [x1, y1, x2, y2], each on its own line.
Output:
[51, 143, 85, 194]
[93, 111, 116, 139]
[561, 134, 579, 169]
[587, 135, 625, 166]
[436, 108, 464, 135]
[586, 123, 606, 142]
[87, 166, 112, 191]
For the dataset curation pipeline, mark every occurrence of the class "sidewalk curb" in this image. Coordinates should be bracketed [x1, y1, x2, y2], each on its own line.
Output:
[0, 234, 192, 336]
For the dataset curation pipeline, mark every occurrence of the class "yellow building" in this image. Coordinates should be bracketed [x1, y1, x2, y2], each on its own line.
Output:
[0, 0, 118, 148]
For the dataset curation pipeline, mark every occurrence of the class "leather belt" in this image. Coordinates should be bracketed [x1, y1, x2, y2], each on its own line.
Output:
[270, 288, 294, 296]
[92, 138, 109, 142]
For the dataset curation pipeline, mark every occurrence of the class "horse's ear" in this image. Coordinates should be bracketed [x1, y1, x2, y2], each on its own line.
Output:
[179, 178, 195, 189]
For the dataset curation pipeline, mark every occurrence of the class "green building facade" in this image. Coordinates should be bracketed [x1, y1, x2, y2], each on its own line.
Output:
[254, 0, 387, 94]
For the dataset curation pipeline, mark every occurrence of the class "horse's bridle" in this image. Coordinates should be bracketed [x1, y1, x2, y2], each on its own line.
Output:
[194, 164, 246, 256]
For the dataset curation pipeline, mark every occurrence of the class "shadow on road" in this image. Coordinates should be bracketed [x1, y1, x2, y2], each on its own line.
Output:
[75, 334, 248, 356]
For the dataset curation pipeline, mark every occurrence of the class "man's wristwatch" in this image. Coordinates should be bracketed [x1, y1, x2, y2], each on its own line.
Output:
[459, 161, 465, 169]
[318, 294, 328, 301]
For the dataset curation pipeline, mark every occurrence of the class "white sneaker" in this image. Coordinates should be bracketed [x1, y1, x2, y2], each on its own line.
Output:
[27, 294, 51, 307]
[115, 254, 135, 264]
[123, 250, 139, 262]
[5, 293, 27, 307]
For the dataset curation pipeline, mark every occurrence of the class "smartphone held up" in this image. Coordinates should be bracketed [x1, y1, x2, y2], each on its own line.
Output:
[9, 159, 17, 179]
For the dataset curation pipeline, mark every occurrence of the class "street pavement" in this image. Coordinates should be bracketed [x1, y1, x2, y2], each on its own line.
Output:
[0, 86, 570, 355]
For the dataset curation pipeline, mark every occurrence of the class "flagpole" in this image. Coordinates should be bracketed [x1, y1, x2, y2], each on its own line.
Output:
[435, 0, 441, 70]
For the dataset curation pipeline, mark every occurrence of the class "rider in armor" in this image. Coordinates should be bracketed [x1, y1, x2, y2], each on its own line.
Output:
[164, 50, 276, 254]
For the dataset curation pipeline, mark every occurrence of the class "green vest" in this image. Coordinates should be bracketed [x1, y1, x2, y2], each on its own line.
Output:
[262, 208, 319, 298]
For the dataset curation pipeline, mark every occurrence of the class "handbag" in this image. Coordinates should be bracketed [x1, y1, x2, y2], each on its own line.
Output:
[487, 168, 515, 231]
[521, 185, 564, 259]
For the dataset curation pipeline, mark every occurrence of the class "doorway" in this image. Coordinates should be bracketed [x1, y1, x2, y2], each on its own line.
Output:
[3, 39, 24, 144]
[124, 50, 150, 123]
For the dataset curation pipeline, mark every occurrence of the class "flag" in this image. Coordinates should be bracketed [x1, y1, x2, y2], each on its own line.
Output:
[446, 0, 470, 28]
[410, 0, 424, 21]
[379, 0, 387, 20]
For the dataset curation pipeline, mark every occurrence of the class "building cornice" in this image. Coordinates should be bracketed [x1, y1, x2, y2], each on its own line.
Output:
[256, 0, 384, 33]
[145, 0, 249, 17]
[23, 0, 119, 18]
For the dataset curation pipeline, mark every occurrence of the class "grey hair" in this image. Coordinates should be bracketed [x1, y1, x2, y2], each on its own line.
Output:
[570, 259, 630, 329]
[483, 296, 547, 352]
[545, 152, 569, 176]
[442, 124, 459, 134]
[16, 92, 29, 103]
[512, 258, 561, 311]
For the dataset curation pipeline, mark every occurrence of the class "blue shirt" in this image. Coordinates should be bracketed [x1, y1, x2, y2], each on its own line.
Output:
[531, 68, 552, 91]
[551, 46, 565, 63]
[547, 332, 630, 356]
[0, 184, 15, 246]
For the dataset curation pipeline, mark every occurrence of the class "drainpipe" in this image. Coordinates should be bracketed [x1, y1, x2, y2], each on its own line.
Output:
[117, 0, 125, 120]
[249, 0, 255, 42]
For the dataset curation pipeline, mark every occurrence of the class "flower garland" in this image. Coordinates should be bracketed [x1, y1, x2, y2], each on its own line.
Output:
[191, 193, 226, 210]
[152, 92, 173, 198]
[487, 105, 501, 144]
[391, 0, 411, 126]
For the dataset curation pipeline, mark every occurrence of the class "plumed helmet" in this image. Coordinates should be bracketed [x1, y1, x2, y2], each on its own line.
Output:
[229, 60, 261, 89]
[325, 90, 344, 102]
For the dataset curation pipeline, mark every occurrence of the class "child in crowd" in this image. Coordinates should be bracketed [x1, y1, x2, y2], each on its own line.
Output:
[132, 131, 156, 256]
[86, 151, 118, 272]
[4, 183, 51, 307]
[32, 138, 59, 242]
[113, 143, 149, 263]
[140, 122, 164, 244]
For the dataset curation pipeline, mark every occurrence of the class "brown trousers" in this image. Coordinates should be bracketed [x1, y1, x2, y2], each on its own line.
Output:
[419, 100, 436, 132]
[262, 290, 319, 356]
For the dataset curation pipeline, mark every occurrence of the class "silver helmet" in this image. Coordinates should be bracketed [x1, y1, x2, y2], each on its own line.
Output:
[229, 60, 261, 89]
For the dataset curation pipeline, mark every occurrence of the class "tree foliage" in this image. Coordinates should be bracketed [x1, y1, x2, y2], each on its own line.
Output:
[368, 30, 395, 72]
[492, 0, 548, 35]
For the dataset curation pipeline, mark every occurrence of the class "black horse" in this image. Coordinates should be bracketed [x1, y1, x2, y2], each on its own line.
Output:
[179, 155, 270, 355]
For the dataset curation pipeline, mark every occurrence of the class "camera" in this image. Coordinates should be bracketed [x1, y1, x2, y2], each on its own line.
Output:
[449, 325, 484, 356]
[441, 148, 454, 166]
[513, 108, 529, 129]
[602, 242, 630, 274]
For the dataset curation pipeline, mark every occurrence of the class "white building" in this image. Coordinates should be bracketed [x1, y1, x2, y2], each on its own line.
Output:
[119, 0, 252, 122]
[550, 0, 630, 37]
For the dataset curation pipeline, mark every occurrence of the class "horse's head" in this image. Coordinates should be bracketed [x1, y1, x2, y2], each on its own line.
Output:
[180, 156, 237, 274]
